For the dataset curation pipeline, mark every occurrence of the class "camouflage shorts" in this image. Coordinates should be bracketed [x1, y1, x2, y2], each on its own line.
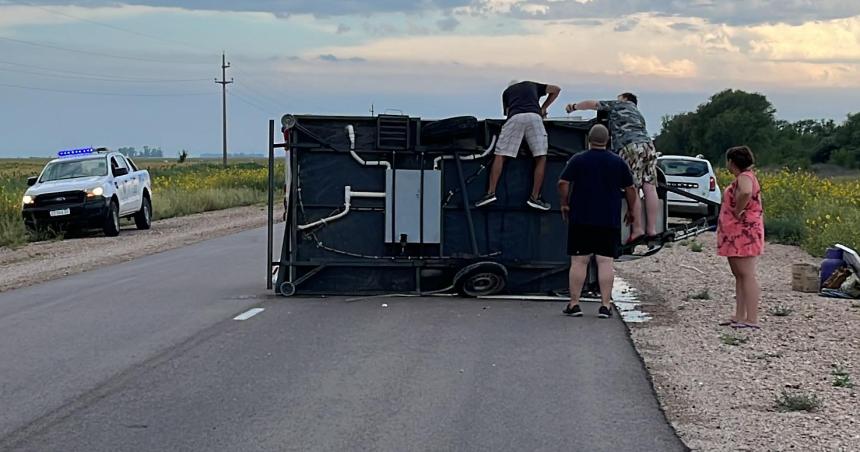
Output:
[620, 141, 658, 187]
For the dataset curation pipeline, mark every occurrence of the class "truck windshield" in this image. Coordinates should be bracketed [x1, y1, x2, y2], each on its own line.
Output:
[40, 158, 108, 182]
[658, 159, 709, 178]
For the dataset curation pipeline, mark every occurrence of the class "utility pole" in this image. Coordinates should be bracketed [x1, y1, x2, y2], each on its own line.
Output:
[215, 52, 233, 167]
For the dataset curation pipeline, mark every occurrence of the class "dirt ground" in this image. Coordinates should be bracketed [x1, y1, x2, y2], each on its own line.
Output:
[618, 232, 860, 452]
[0, 205, 271, 294]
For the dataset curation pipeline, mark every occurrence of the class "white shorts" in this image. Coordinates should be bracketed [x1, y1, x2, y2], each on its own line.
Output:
[494, 113, 548, 158]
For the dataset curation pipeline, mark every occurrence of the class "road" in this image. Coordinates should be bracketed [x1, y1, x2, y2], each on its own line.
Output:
[0, 227, 686, 452]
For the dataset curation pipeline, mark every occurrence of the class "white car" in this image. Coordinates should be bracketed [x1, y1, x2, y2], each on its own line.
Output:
[21, 147, 152, 236]
[657, 155, 722, 219]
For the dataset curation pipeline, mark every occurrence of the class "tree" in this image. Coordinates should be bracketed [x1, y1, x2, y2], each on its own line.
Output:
[654, 112, 696, 155]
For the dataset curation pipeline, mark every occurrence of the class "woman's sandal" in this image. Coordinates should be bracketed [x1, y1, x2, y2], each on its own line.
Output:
[718, 319, 738, 326]
[732, 323, 761, 330]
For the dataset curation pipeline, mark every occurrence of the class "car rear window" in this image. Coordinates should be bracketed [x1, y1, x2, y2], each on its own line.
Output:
[658, 159, 709, 177]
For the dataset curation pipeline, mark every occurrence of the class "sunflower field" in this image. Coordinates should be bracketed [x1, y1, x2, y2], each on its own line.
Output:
[718, 169, 860, 256]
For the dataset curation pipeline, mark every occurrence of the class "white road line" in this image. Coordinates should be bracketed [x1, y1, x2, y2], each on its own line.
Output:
[233, 308, 265, 321]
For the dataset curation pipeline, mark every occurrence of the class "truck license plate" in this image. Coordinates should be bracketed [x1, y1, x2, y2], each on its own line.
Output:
[49, 208, 71, 217]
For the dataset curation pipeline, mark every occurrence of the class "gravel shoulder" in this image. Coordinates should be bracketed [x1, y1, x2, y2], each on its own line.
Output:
[0, 206, 272, 294]
[618, 232, 860, 452]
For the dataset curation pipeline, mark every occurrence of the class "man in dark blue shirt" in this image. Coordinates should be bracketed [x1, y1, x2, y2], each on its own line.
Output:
[557, 124, 638, 318]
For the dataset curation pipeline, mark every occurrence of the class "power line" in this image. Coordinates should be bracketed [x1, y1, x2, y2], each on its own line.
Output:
[0, 66, 209, 83]
[0, 35, 211, 65]
[5, 1, 208, 53]
[0, 81, 212, 97]
[233, 85, 283, 112]
[230, 89, 275, 115]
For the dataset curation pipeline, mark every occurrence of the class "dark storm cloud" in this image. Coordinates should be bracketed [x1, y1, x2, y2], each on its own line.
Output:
[14, 0, 473, 17]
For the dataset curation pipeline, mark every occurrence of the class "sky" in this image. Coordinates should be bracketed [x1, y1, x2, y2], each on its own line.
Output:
[1, 0, 860, 157]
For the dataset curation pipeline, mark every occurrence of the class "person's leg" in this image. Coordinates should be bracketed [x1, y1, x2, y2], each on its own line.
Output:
[487, 155, 506, 195]
[641, 143, 661, 237]
[642, 182, 660, 237]
[567, 255, 590, 308]
[595, 255, 615, 308]
[620, 144, 645, 240]
[736, 257, 761, 325]
[523, 114, 550, 206]
[482, 115, 523, 202]
[727, 257, 745, 322]
[531, 155, 546, 200]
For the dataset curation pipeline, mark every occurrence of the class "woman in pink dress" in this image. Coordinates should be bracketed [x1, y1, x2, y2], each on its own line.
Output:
[717, 146, 764, 329]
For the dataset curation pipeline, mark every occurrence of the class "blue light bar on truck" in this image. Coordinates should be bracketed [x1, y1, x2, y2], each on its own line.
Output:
[58, 147, 95, 158]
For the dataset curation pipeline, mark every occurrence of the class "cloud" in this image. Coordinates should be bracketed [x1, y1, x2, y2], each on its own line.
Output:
[669, 22, 700, 32]
[619, 54, 698, 78]
[17, 0, 473, 17]
[470, 0, 860, 26]
[336, 23, 350, 34]
[318, 54, 366, 62]
[437, 16, 460, 31]
[613, 17, 638, 32]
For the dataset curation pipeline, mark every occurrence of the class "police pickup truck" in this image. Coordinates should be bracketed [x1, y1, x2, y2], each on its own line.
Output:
[21, 147, 153, 237]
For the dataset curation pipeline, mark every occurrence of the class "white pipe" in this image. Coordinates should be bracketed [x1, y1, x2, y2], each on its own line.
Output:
[346, 125, 391, 170]
[298, 185, 385, 231]
[433, 135, 497, 170]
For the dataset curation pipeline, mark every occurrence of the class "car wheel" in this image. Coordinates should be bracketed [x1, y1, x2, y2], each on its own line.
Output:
[103, 199, 120, 237]
[134, 196, 152, 230]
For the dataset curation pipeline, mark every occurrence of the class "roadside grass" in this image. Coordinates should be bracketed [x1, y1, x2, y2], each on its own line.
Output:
[775, 390, 821, 412]
[689, 241, 704, 252]
[690, 289, 711, 300]
[832, 366, 854, 389]
[720, 332, 748, 346]
[768, 305, 794, 317]
[0, 158, 279, 248]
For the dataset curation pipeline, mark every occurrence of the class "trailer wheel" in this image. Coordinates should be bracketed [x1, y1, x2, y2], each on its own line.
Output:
[279, 281, 296, 297]
[454, 262, 507, 298]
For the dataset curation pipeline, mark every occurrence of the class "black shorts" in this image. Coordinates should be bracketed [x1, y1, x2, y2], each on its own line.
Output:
[567, 224, 621, 258]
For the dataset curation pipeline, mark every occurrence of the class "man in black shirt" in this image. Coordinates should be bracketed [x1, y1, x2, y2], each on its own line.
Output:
[557, 124, 639, 318]
[476, 80, 561, 211]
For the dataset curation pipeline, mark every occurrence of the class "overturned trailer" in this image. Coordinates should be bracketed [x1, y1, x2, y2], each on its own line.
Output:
[265, 114, 716, 297]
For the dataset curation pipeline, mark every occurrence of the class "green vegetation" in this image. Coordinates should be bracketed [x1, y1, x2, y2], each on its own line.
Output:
[768, 305, 793, 317]
[832, 366, 854, 389]
[775, 390, 821, 412]
[0, 158, 279, 248]
[690, 289, 711, 300]
[720, 332, 748, 346]
[656, 89, 860, 169]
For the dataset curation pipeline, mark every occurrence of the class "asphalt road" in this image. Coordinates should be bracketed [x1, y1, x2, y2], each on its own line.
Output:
[0, 227, 686, 452]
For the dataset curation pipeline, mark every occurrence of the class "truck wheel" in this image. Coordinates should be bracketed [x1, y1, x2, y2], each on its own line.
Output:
[103, 199, 121, 237]
[134, 196, 152, 230]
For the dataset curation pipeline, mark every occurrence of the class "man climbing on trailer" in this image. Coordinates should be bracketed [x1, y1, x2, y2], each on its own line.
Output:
[476, 80, 561, 211]
[558, 124, 639, 318]
[565, 93, 659, 244]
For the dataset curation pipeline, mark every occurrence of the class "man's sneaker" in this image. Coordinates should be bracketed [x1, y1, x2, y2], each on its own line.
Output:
[562, 304, 583, 317]
[598, 305, 612, 319]
[527, 196, 551, 211]
[475, 192, 497, 208]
